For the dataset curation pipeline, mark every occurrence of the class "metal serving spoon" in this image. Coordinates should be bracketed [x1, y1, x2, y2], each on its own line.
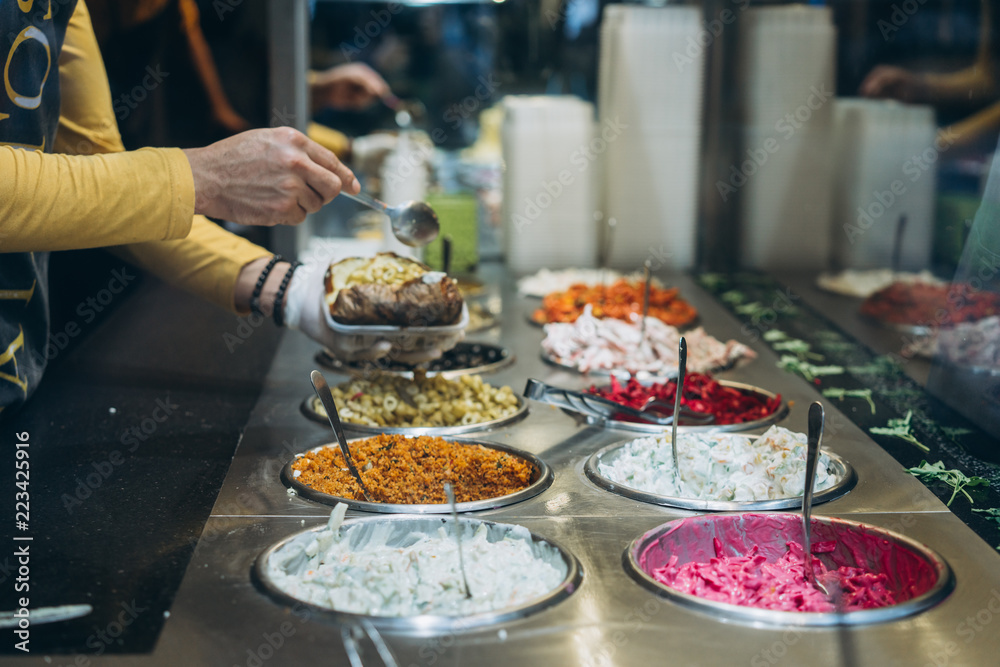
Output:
[444, 482, 472, 599]
[341, 191, 439, 247]
[310, 370, 376, 502]
[670, 337, 687, 483]
[638, 259, 653, 349]
[803, 401, 830, 597]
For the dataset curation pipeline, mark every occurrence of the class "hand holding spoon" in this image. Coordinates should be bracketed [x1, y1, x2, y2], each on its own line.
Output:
[341, 191, 439, 247]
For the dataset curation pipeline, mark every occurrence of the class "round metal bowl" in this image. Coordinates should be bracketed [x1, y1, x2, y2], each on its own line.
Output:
[254, 515, 582, 633]
[283, 436, 553, 513]
[301, 393, 528, 436]
[539, 350, 742, 380]
[576, 380, 788, 434]
[315, 342, 515, 379]
[584, 437, 856, 512]
[625, 513, 953, 626]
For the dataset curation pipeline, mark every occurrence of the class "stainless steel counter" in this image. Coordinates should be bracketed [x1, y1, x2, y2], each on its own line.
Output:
[25, 269, 1000, 666]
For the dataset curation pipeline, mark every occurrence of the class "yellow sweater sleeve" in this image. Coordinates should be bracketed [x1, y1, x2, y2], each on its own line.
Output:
[0, 146, 194, 251]
[47, 0, 269, 312]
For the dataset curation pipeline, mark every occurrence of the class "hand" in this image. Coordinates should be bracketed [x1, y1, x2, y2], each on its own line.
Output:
[859, 65, 928, 104]
[182, 127, 360, 226]
[311, 63, 391, 112]
[282, 258, 446, 363]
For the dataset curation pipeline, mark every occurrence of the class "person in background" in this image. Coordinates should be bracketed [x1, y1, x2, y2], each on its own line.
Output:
[860, 0, 999, 157]
[87, 0, 395, 159]
[0, 0, 423, 417]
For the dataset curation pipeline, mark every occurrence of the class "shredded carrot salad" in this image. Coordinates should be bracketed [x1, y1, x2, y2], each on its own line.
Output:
[290, 434, 536, 504]
[532, 279, 697, 326]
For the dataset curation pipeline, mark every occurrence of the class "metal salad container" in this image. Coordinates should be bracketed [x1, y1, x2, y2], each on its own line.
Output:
[301, 393, 528, 436]
[584, 436, 857, 512]
[283, 436, 553, 514]
[625, 513, 953, 626]
[254, 514, 583, 633]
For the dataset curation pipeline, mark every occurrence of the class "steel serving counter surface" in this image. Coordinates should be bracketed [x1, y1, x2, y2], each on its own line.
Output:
[11, 269, 1000, 667]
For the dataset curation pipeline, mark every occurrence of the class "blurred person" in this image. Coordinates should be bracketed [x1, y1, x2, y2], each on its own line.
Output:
[0, 0, 433, 417]
[860, 0, 1000, 157]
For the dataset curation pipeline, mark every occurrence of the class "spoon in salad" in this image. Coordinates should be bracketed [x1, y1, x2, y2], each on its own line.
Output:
[310, 370, 376, 502]
[444, 482, 472, 599]
[802, 401, 830, 597]
[638, 259, 653, 351]
[671, 336, 687, 485]
[341, 191, 440, 247]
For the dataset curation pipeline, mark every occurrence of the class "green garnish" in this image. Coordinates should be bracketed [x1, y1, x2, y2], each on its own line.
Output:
[822, 387, 876, 415]
[906, 460, 988, 506]
[816, 339, 858, 354]
[848, 355, 904, 377]
[698, 273, 727, 291]
[777, 355, 845, 382]
[772, 338, 824, 361]
[763, 329, 788, 342]
[720, 289, 746, 305]
[734, 301, 767, 317]
[870, 411, 929, 452]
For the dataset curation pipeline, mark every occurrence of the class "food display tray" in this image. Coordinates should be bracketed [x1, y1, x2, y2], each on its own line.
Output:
[253, 515, 582, 633]
[324, 303, 470, 358]
[315, 342, 515, 378]
[625, 513, 953, 626]
[300, 393, 529, 436]
[574, 379, 788, 434]
[584, 438, 856, 512]
[143, 269, 1000, 667]
[281, 437, 553, 513]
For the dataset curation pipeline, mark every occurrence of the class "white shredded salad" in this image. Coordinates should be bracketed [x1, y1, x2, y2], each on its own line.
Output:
[598, 426, 838, 501]
[266, 504, 566, 616]
[541, 305, 754, 375]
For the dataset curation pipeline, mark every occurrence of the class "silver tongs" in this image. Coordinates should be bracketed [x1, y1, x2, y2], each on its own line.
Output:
[523, 378, 713, 426]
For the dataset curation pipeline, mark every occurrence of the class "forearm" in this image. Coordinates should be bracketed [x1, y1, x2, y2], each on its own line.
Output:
[923, 66, 999, 107]
[941, 102, 1000, 157]
[1, 147, 194, 253]
[111, 216, 270, 312]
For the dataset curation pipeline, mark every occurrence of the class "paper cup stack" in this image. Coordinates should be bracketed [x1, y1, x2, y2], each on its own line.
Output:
[597, 5, 704, 270]
[501, 95, 599, 274]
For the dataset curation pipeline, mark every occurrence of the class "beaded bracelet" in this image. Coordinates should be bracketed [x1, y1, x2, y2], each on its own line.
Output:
[272, 261, 302, 327]
[250, 255, 282, 316]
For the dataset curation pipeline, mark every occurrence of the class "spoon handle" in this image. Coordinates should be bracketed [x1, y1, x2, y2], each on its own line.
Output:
[891, 214, 908, 276]
[444, 482, 472, 599]
[638, 260, 652, 346]
[443, 236, 453, 276]
[310, 370, 376, 502]
[671, 337, 687, 480]
[341, 190, 389, 214]
[803, 401, 824, 584]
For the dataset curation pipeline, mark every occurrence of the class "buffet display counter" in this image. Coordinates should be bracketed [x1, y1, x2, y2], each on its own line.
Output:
[7, 267, 1000, 666]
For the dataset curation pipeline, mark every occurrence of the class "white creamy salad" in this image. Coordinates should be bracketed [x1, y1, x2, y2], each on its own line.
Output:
[266, 504, 566, 616]
[598, 426, 837, 501]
